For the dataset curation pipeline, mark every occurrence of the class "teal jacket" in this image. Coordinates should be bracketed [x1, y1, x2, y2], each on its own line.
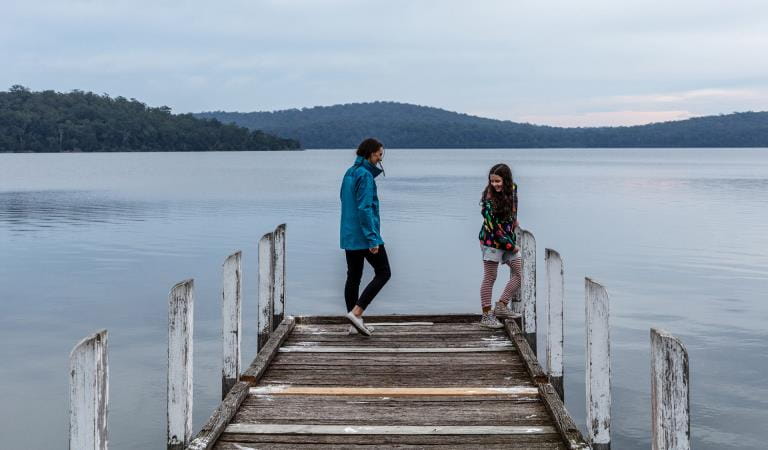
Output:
[340, 156, 384, 250]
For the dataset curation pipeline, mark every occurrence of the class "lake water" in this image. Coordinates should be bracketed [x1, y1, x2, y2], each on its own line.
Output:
[1, 148, 767, 449]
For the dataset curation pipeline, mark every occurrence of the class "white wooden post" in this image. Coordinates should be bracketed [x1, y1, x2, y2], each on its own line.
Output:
[545, 248, 564, 401]
[273, 223, 286, 329]
[651, 328, 691, 450]
[221, 251, 242, 399]
[168, 279, 194, 450]
[513, 229, 537, 354]
[69, 329, 109, 450]
[585, 277, 611, 450]
[258, 232, 275, 351]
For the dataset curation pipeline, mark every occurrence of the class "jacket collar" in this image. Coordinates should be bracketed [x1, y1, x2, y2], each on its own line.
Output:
[354, 156, 383, 178]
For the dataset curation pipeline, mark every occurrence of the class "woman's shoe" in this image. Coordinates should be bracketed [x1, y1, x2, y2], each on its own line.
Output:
[479, 313, 504, 329]
[348, 324, 375, 335]
[345, 312, 373, 336]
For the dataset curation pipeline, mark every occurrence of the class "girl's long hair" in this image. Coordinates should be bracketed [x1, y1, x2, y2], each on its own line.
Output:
[481, 163, 515, 219]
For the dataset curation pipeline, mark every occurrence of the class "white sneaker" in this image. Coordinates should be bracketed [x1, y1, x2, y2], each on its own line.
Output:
[348, 324, 374, 335]
[479, 313, 504, 329]
[345, 312, 372, 336]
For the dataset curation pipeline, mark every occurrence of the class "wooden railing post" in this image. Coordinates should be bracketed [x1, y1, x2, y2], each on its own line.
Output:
[585, 277, 611, 450]
[258, 232, 276, 351]
[69, 329, 109, 450]
[545, 248, 564, 401]
[651, 328, 690, 450]
[221, 251, 242, 399]
[513, 229, 537, 354]
[273, 223, 286, 329]
[167, 279, 194, 450]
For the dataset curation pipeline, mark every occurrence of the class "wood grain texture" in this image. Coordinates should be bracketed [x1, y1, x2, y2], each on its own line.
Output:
[221, 251, 241, 399]
[186, 381, 250, 450]
[69, 329, 108, 450]
[257, 232, 275, 351]
[240, 317, 296, 383]
[277, 345, 513, 353]
[651, 328, 690, 450]
[168, 279, 194, 450]
[273, 223, 286, 328]
[224, 423, 558, 435]
[215, 433, 567, 448]
[248, 386, 539, 396]
[520, 230, 537, 354]
[545, 248, 564, 401]
[294, 314, 482, 325]
[585, 277, 611, 448]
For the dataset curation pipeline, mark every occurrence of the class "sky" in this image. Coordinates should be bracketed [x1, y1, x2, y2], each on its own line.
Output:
[3, 0, 768, 127]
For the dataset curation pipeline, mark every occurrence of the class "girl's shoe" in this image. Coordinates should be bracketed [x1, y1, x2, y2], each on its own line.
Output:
[479, 313, 504, 329]
[494, 301, 512, 318]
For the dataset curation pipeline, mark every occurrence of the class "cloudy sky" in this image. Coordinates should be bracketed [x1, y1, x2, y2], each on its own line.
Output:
[3, 0, 768, 126]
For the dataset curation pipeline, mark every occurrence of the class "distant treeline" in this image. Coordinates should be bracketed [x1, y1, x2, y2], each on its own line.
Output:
[197, 101, 768, 148]
[0, 86, 301, 152]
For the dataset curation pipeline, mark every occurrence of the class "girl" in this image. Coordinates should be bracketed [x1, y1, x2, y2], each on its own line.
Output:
[339, 138, 391, 336]
[478, 163, 521, 329]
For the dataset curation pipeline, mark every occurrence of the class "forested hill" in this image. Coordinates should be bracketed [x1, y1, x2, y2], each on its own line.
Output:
[0, 86, 301, 152]
[197, 101, 768, 148]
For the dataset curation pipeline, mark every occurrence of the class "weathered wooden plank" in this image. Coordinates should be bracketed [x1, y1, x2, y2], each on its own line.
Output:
[248, 386, 539, 396]
[240, 316, 296, 383]
[224, 424, 558, 435]
[273, 223, 286, 328]
[283, 338, 512, 348]
[585, 277, 611, 450]
[294, 314, 482, 325]
[291, 329, 507, 337]
[186, 381, 250, 450]
[504, 320, 547, 383]
[259, 375, 535, 388]
[168, 279, 194, 450]
[221, 251, 241, 399]
[69, 329, 108, 450]
[271, 352, 522, 366]
[277, 345, 512, 353]
[215, 433, 567, 447]
[512, 229, 537, 354]
[538, 383, 591, 449]
[545, 248, 565, 400]
[651, 328, 690, 450]
[294, 323, 485, 333]
[286, 333, 510, 341]
[257, 232, 275, 351]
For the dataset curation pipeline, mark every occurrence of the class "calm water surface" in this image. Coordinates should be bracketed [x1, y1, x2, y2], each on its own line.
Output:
[1, 149, 767, 449]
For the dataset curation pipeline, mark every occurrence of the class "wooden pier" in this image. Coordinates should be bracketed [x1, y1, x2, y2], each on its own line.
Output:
[68, 223, 692, 450]
[189, 314, 588, 449]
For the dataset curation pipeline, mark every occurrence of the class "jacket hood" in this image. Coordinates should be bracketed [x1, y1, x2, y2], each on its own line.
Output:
[354, 156, 383, 178]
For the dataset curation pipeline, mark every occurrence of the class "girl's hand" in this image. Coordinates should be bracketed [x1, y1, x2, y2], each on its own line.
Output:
[369, 246, 379, 254]
[513, 220, 520, 230]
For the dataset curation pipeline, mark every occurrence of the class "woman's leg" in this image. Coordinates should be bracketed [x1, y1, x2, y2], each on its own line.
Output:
[498, 258, 522, 304]
[344, 250, 366, 312]
[480, 260, 499, 313]
[357, 245, 392, 311]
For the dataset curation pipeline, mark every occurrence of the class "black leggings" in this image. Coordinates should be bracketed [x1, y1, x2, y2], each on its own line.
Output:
[344, 245, 391, 312]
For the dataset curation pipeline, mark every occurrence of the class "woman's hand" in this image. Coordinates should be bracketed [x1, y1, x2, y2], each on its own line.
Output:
[369, 246, 379, 254]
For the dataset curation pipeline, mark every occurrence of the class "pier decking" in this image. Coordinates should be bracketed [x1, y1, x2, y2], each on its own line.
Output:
[190, 314, 589, 449]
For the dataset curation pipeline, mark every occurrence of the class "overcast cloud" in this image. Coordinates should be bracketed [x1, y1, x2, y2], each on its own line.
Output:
[3, 0, 768, 126]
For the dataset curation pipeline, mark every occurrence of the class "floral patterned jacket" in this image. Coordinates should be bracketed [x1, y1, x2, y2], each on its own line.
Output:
[478, 183, 519, 252]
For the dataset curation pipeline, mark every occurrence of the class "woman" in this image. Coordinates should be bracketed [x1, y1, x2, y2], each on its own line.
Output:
[477, 163, 521, 329]
[339, 138, 391, 336]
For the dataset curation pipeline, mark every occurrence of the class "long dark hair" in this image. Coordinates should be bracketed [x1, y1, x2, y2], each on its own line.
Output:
[481, 163, 516, 219]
